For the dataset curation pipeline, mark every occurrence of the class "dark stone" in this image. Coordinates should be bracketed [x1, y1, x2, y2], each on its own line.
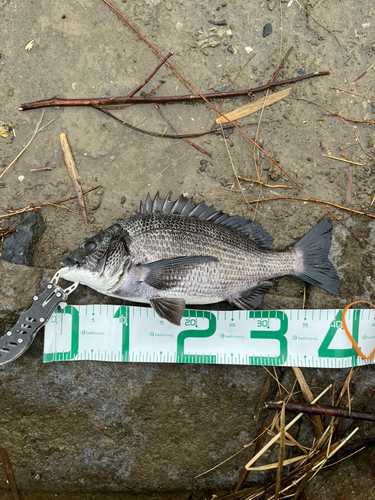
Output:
[371, 102, 375, 114]
[297, 67, 307, 76]
[199, 160, 207, 172]
[263, 23, 272, 38]
[227, 45, 234, 54]
[2, 212, 45, 266]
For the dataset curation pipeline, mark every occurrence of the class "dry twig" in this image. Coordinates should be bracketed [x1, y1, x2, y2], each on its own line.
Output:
[1, 448, 20, 500]
[267, 401, 375, 422]
[246, 195, 375, 220]
[0, 186, 100, 220]
[60, 133, 88, 226]
[322, 154, 362, 166]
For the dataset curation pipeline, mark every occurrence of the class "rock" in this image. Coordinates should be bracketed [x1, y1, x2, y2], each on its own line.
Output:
[1, 212, 44, 266]
[0, 259, 43, 312]
[263, 23, 272, 38]
[198, 160, 207, 172]
[268, 163, 280, 181]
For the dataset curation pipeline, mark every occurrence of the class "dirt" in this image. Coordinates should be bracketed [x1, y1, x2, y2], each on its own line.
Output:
[1, 0, 375, 498]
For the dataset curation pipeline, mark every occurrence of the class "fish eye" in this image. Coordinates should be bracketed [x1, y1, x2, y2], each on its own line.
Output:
[84, 241, 97, 252]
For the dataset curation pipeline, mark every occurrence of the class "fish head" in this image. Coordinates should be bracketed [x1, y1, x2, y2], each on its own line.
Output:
[60, 223, 131, 292]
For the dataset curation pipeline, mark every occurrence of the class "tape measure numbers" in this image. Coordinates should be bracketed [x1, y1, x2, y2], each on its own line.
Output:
[43, 305, 375, 367]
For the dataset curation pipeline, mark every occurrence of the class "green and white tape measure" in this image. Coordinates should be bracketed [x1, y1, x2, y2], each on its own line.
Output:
[43, 305, 375, 367]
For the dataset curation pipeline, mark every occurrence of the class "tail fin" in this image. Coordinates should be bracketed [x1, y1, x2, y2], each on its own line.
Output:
[292, 219, 340, 296]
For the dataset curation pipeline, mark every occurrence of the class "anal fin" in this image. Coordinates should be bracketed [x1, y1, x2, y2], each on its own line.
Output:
[150, 298, 186, 326]
[229, 282, 273, 310]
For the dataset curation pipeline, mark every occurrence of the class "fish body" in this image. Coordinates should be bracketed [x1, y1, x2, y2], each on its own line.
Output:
[61, 192, 340, 325]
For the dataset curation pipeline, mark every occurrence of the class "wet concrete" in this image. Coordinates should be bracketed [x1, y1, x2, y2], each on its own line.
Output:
[1, 0, 375, 497]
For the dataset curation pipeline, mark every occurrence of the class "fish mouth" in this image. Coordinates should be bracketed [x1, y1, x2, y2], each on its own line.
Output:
[61, 257, 79, 268]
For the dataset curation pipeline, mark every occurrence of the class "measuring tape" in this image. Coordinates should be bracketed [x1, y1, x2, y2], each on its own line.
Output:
[43, 305, 375, 368]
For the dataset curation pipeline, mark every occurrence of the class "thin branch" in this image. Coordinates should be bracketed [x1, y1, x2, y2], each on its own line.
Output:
[351, 63, 373, 84]
[0, 185, 101, 219]
[93, 104, 279, 140]
[128, 52, 173, 97]
[289, 96, 375, 125]
[330, 86, 375, 101]
[1, 448, 20, 500]
[322, 154, 362, 166]
[236, 175, 292, 189]
[0, 229, 17, 239]
[246, 195, 375, 220]
[19, 72, 330, 110]
[267, 402, 375, 422]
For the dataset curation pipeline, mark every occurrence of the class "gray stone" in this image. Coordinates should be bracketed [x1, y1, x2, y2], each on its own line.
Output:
[2, 212, 44, 266]
[262, 23, 272, 38]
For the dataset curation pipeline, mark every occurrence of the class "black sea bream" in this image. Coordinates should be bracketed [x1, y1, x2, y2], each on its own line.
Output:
[60, 192, 340, 325]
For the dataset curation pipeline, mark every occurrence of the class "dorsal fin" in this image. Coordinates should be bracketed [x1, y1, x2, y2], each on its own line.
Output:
[140, 192, 274, 247]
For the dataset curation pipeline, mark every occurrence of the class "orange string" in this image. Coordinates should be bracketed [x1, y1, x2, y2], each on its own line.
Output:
[341, 300, 375, 360]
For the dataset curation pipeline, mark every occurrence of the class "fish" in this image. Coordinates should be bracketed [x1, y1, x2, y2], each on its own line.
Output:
[60, 192, 340, 326]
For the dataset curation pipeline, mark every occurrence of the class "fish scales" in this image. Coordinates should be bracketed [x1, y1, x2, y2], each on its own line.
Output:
[117, 213, 295, 298]
[60, 192, 340, 325]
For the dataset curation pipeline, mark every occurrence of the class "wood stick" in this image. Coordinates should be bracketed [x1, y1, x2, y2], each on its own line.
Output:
[267, 402, 375, 422]
[60, 133, 88, 225]
[19, 72, 329, 111]
[30, 167, 52, 172]
[1, 448, 21, 500]
[0, 230, 17, 238]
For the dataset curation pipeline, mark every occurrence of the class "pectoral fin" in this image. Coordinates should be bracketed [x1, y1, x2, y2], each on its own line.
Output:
[229, 282, 273, 309]
[150, 298, 186, 326]
[139, 256, 218, 290]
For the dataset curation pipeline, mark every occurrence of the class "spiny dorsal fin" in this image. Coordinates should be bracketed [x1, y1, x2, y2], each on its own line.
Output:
[140, 192, 274, 247]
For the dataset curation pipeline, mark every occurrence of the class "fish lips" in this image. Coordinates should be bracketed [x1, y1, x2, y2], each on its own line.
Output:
[60, 253, 107, 276]
[61, 257, 78, 268]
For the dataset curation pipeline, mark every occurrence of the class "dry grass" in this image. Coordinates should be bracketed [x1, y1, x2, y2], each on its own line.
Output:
[197, 367, 368, 500]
